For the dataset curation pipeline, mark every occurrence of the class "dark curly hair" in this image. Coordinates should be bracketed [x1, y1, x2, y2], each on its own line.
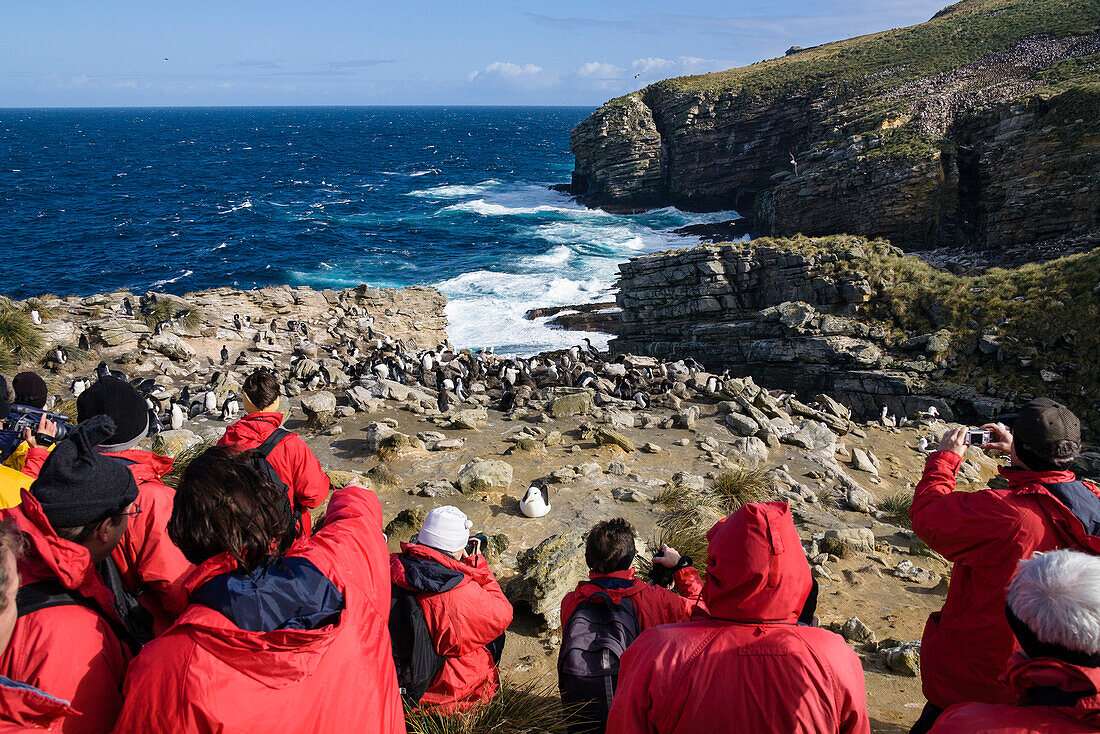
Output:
[0, 520, 24, 614]
[243, 368, 280, 411]
[169, 446, 294, 572]
[585, 517, 637, 574]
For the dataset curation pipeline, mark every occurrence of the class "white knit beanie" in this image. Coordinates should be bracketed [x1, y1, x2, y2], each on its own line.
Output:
[417, 506, 472, 553]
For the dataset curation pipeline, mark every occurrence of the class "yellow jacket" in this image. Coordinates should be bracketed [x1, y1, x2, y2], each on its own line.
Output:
[0, 463, 32, 509]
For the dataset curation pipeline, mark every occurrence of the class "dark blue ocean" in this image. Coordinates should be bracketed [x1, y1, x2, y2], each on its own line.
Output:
[0, 107, 738, 353]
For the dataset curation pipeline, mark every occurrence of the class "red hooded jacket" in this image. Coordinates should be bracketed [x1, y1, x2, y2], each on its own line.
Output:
[0, 491, 130, 734]
[911, 451, 1100, 709]
[607, 502, 869, 734]
[23, 447, 193, 634]
[560, 566, 704, 634]
[218, 413, 331, 534]
[0, 675, 77, 733]
[110, 485, 404, 734]
[390, 543, 513, 712]
[929, 654, 1100, 733]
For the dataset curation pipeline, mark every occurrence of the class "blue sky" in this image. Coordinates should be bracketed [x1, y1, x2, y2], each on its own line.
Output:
[1, 0, 949, 107]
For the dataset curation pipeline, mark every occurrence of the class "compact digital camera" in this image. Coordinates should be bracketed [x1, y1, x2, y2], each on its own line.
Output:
[964, 428, 992, 446]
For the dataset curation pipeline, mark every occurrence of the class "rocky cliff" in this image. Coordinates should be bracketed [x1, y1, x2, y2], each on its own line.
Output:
[611, 235, 1100, 434]
[570, 0, 1100, 251]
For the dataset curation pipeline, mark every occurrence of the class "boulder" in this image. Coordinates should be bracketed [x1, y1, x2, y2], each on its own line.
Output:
[362, 422, 398, 455]
[505, 533, 587, 628]
[824, 527, 875, 552]
[612, 487, 649, 503]
[846, 487, 877, 514]
[456, 458, 513, 494]
[724, 412, 760, 437]
[345, 385, 385, 413]
[840, 617, 876, 645]
[385, 508, 427, 544]
[449, 408, 488, 430]
[595, 427, 635, 453]
[300, 391, 337, 429]
[548, 390, 594, 419]
[850, 447, 879, 476]
[291, 358, 321, 381]
[728, 436, 769, 469]
[881, 642, 921, 676]
[151, 429, 203, 457]
[782, 420, 837, 455]
[149, 332, 196, 362]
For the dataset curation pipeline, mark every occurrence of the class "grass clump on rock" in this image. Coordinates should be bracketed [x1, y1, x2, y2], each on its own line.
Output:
[711, 470, 772, 513]
[879, 490, 915, 528]
[0, 305, 43, 372]
[405, 680, 583, 734]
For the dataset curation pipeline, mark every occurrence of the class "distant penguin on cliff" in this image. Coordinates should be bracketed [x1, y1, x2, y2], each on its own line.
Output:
[498, 385, 516, 414]
[233, 314, 243, 330]
[121, 298, 134, 317]
[520, 482, 551, 518]
[29, 309, 41, 325]
[220, 345, 229, 365]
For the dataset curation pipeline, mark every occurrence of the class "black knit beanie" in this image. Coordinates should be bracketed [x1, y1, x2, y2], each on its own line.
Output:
[31, 415, 139, 529]
[77, 377, 149, 451]
[13, 372, 47, 409]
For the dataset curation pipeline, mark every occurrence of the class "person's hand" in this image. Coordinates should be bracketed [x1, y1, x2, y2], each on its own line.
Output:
[22, 414, 56, 449]
[981, 423, 1012, 455]
[937, 427, 969, 458]
[653, 544, 681, 568]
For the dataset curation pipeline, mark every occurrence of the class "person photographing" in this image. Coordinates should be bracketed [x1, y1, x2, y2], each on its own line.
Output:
[909, 398, 1100, 733]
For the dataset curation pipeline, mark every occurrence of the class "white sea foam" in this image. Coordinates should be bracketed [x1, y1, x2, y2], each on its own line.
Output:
[218, 200, 253, 215]
[407, 180, 501, 199]
[150, 269, 194, 288]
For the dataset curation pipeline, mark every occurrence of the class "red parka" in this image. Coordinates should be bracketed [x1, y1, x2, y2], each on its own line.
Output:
[390, 543, 513, 712]
[929, 654, 1100, 733]
[607, 502, 869, 734]
[911, 451, 1100, 709]
[23, 447, 193, 634]
[110, 485, 404, 734]
[560, 566, 704, 633]
[0, 490, 130, 734]
[0, 675, 77, 733]
[218, 413, 331, 534]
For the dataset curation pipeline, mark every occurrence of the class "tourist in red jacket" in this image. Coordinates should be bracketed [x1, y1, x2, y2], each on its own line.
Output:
[607, 502, 869, 734]
[909, 399, 1100, 733]
[0, 515, 77, 732]
[390, 505, 513, 712]
[560, 517, 703, 633]
[22, 377, 193, 635]
[929, 549, 1100, 733]
[217, 368, 331, 535]
[1, 418, 139, 734]
[111, 447, 403, 734]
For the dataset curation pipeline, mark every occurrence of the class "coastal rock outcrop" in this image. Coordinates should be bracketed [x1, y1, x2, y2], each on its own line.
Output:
[569, 0, 1099, 251]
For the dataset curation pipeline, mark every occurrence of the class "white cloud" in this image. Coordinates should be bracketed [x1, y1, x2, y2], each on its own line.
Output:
[467, 61, 546, 82]
[631, 57, 676, 75]
[630, 55, 734, 79]
[575, 61, 624, 79]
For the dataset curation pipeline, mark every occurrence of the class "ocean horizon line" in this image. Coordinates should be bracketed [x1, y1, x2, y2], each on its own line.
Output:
[0, 103, 600, 112]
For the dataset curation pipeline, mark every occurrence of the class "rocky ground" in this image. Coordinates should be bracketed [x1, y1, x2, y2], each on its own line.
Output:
[12, 284, 1007, 732]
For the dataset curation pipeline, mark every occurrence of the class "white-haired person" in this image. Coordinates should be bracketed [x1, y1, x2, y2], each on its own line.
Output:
[930, 549, 1100, 733]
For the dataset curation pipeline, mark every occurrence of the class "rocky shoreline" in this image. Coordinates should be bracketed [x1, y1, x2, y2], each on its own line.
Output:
[0, 278, 1053, 730]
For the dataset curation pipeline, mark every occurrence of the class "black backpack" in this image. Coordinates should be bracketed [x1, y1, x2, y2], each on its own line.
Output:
[557, 578, 641, 734]
[251, 428, 293, 500]
[389, 583, 446, 706]
[16, 576, 144, 656]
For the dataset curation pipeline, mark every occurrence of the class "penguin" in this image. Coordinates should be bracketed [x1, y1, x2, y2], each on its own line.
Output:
[29, 309, 41, 325]
[121, 297, 134, 316]
[633, 390, 649, 409]
[547, 362, 559, 383]
[582, 337, 600, 360]
[188, 400, 204, 419]
[879, 405, 896, 428]
[519, 482, 551, 518]
[373, 362, 390, 381]
[70, 377, 90, 397]
[220, 345, 229, 365]
[170, 401, 185, 430]
[503, 366, 518, 386]
[78, 332, 90, 351]
[270, 318, 278, 332]
[498, 386, 517, 414]
[54, 346, 67, 365]
[233, 314, 243, 330]
[153, 320, 171, 336]
[203, 390, 218, 415]
[179, 385, 191, 406]
[577, 371, 598, 390]
[705, 375, 719, 394]
[220, 393, 240, 421]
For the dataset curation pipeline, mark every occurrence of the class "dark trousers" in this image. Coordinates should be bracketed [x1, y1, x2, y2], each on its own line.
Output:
[909, 702, 944, 734]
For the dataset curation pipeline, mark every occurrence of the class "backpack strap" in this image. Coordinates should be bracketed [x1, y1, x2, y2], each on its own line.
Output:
[16, 578, 143, 656]
[255, 427, 292, 459]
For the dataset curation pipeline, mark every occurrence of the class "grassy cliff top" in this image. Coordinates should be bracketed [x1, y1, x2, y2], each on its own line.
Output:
[606, 0, 1098, 106]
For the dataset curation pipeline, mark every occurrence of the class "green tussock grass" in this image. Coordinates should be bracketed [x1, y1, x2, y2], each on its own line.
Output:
[711, 470, 773, 513]
[22, 297, 58, 321]
[138, 300, 202, 330]
[815, 485, 843, 510]
[367, 461, 402, 487]
[39, 342, 92, 369]
[0, 306, 44, 372]
[880, 490, 915, 528]
[405, 680, 584, 734]
[161, 442, 213, 489]
[651, 0, 1099, 101]
[52, 398, 78, 423]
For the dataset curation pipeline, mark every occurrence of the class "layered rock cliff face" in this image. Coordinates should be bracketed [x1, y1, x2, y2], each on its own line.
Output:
[570, 0, 1100, 250]
[611, 236, 1100, 432]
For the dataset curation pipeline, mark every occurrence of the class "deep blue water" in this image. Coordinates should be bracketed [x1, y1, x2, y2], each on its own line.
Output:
[0, 107, 738, 353]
